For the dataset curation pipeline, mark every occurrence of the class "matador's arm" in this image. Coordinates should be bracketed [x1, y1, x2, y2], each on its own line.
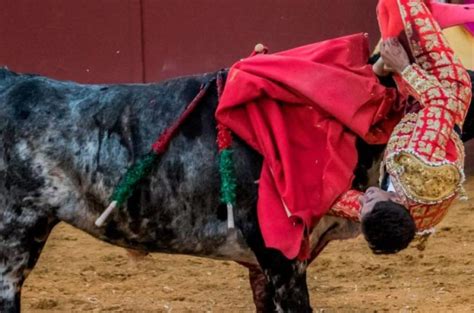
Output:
[328, 190, 363, 221]
[401, 62, 472, 126]
[398, 61, 472, 162]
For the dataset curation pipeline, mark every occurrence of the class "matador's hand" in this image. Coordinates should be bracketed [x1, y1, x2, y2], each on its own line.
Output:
[380, 38, 411, 74]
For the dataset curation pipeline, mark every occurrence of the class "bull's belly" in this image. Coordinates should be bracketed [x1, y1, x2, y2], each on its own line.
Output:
[61, 203, 360, 266]
[208, 216, 361, 265]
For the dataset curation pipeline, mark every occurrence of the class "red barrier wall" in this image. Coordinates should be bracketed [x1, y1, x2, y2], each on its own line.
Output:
[0, 0, 143, 83]
[0, 0, 379, 83]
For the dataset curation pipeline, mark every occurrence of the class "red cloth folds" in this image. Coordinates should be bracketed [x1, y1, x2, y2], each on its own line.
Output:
[216, 33, 400, 259]
[377, 0, 404, 39]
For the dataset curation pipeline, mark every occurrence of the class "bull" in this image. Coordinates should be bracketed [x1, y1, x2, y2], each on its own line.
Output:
[0, 67, 473, 313]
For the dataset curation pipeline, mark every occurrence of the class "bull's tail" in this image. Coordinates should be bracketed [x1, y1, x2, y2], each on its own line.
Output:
[0, 67, 19, 95]
[0, 66, 18, 81]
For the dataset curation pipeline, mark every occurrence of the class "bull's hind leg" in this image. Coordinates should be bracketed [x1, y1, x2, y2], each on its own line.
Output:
[238, 263, 274, 313]
[0, 207, 57, 313]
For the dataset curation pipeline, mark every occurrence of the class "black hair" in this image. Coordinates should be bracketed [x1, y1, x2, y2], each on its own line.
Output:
[361, 200, 416, 254]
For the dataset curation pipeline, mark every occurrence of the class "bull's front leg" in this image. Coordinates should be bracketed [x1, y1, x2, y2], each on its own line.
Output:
[254, 249, 312, 313]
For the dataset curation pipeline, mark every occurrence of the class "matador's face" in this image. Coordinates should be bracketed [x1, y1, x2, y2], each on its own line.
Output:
[359, 186, 404, 219]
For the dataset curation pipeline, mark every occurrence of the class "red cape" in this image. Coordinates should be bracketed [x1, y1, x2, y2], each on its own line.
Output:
[216, 33, 401, 259]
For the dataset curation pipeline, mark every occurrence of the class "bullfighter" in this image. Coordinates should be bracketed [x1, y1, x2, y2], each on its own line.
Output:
[348, 0, 473, 253]
[216, 0, 473, 259]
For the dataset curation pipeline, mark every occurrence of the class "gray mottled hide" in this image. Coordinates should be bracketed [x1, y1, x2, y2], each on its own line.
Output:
[0, 68, 264, 258]
[0, 68, 258, 311]
[0, 66, 399, 312]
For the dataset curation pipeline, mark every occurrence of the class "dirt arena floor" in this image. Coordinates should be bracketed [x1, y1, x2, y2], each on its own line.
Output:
[22, 178, 474, 312]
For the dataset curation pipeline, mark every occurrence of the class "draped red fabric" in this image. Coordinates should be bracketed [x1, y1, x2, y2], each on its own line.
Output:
[216, 33, 402, 259]
[376, 0, 404, 39]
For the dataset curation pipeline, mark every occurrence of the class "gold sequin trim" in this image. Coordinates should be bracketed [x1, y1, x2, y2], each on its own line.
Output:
[390, 152, 461, 203]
